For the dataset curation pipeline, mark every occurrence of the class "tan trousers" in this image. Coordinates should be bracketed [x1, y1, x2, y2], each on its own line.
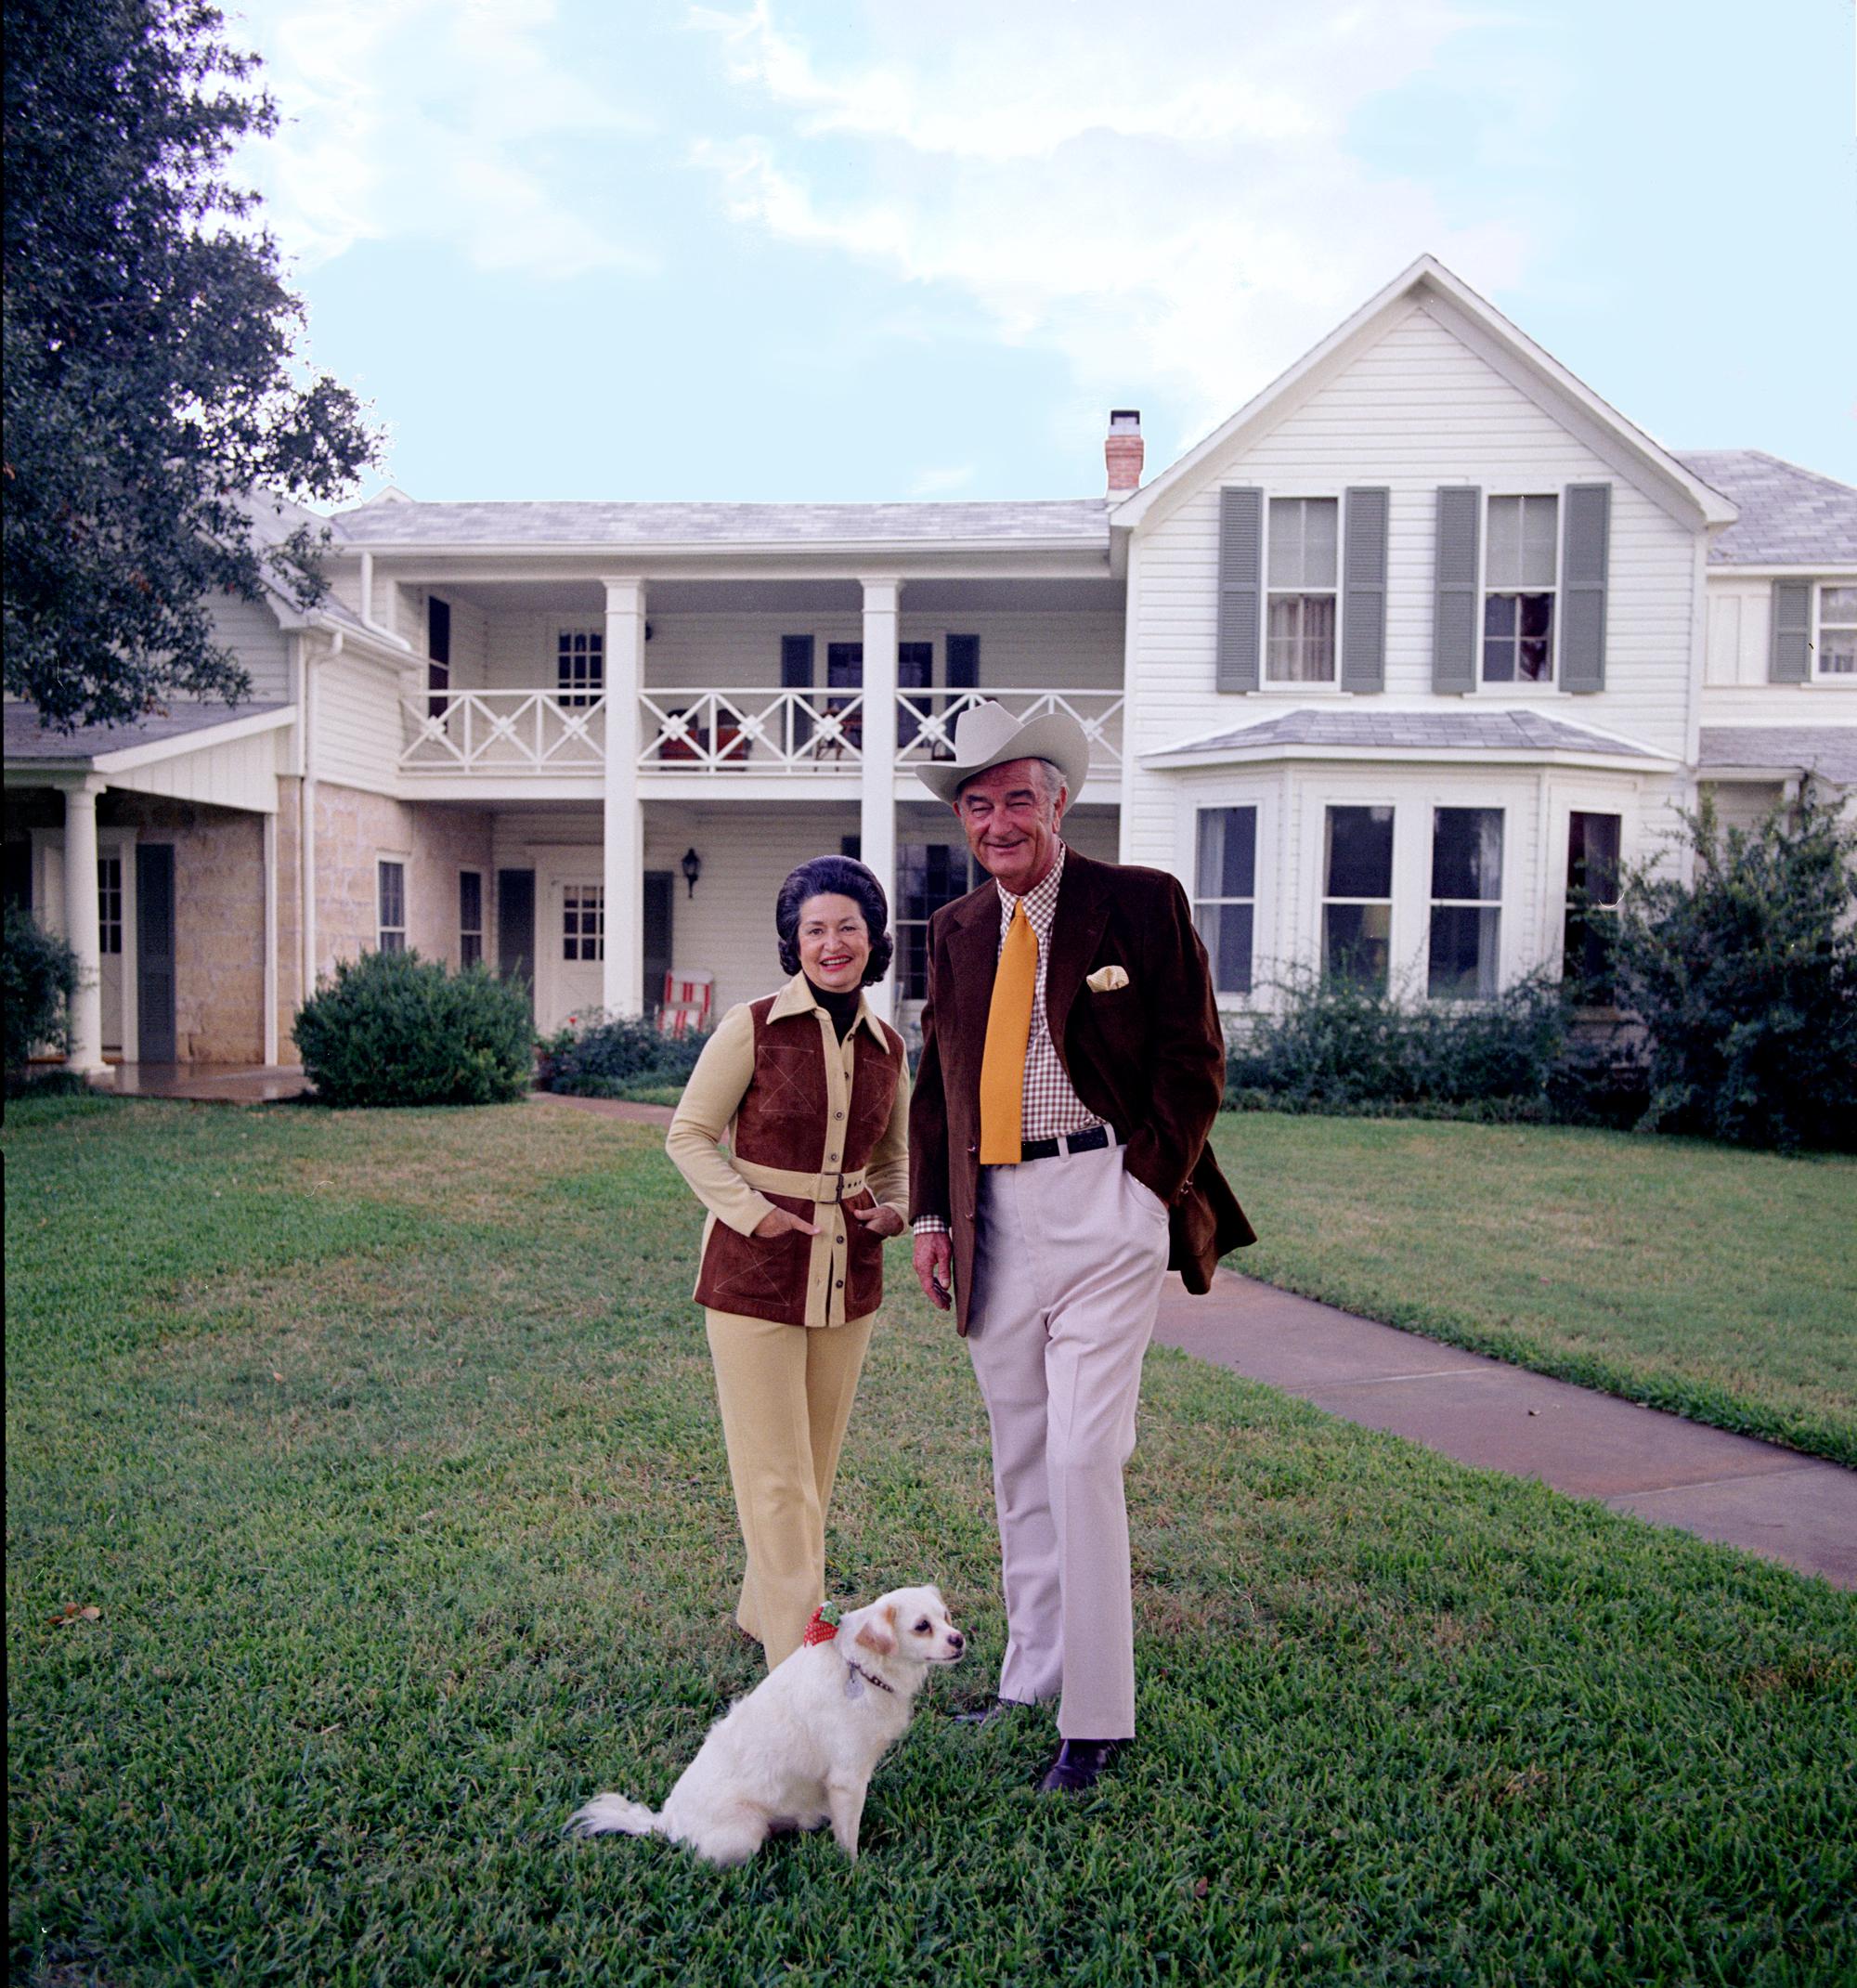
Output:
[705, 1306, 876, 1669]
[967, 1138, 1170, 1740]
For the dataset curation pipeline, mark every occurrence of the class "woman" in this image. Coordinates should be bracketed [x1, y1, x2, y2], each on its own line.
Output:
[666, 854, 910, 1670]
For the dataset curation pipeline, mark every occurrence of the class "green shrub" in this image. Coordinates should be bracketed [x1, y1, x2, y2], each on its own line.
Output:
[539, 1009, 711, 1098]
[1602, 786, 1857, 1150]
[1225, 970, 1571, 1119]
[3, 904, 79, 1086]
[293, 949, 533, 1108]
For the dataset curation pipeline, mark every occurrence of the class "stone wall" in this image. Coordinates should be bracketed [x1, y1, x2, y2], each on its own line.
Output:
[311, 783, 494, 981]
[100, 794, 266, 1063]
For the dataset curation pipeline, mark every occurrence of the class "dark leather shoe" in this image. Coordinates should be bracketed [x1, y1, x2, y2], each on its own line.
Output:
[949, 1696, 1032, 1727]
[1037, 1739, 1124, 1793]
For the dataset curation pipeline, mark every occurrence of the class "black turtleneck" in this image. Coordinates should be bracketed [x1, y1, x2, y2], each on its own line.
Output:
[808, 980, 862, 1042]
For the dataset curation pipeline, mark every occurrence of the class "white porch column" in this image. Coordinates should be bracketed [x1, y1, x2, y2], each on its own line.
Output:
[602, 578, 646, 1016]
[859, 577, 900, 1022]
[61, 776, 108, 1074]
[262, 811, 279, 1064]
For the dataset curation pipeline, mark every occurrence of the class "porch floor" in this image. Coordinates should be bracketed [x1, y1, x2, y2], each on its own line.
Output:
[102, 1062, 311, 1103]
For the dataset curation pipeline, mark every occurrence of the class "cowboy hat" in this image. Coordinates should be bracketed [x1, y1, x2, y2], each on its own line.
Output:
[913, 701, 1089, 805]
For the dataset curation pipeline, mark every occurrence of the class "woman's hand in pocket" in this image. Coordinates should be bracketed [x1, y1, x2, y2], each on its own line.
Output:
[851, 1201, 906, 1240]
[753, 1206, 818, 1240]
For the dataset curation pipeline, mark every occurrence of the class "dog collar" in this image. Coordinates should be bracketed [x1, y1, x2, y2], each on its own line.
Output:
[845, 1659, 897, 1696]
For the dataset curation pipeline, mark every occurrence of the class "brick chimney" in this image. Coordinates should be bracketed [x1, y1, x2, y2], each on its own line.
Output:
[1105, 409, 1143, 494]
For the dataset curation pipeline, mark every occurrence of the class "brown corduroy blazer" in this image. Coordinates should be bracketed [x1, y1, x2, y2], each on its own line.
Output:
[908, 848, 1254, 1336]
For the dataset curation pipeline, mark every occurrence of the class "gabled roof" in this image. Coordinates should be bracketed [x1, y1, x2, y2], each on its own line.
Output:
[1673, 453, 1857, 567]
[1145, 708, 1666, 767]
[330, 495, 1112, 552]
[3, 699, 292, 772]
[1113, 255, 1738, 537]
[1698, 726, 1857, 785]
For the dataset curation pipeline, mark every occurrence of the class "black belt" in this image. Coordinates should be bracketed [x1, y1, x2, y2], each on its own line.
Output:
[1019, 1125, 1120, 1163]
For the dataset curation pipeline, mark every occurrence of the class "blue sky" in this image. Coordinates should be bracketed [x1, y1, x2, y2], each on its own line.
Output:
[231, 0, 1857, 505]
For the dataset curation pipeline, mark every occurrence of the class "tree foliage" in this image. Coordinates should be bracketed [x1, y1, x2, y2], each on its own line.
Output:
[2, 0, 378, 731]
[1604, 786, 1857, 1150]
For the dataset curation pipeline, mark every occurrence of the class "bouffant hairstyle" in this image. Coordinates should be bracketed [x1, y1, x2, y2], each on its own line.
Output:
[774, 854, 894, 987]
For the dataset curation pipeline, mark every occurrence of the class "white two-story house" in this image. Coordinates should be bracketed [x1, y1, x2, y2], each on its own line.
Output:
[6, 256, 1853, 1073]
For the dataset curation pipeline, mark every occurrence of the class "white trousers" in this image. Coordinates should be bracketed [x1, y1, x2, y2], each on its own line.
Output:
[966, 1138, 1170, 1740]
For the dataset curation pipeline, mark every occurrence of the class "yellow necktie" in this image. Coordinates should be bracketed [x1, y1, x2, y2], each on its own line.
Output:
[979, 901, 1038, 1164]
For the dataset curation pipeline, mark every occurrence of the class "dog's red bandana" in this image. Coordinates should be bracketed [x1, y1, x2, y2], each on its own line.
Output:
[803, 1602, 841, 1646]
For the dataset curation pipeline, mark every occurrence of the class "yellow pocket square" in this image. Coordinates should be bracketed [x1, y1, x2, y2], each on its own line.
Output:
[1086, 965, 1131, 993]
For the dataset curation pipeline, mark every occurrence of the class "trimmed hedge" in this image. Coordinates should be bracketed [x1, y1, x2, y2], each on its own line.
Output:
[293, 949, 533, 1107]
[538, 1010, 711, 1099]
[3, 904, 78, 1087]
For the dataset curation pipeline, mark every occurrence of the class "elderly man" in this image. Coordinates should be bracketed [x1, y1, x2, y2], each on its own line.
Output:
[910, 702, 1253, 1793]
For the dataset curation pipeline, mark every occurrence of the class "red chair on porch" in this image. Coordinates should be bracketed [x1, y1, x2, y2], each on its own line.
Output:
[658, 969, 714, 1039]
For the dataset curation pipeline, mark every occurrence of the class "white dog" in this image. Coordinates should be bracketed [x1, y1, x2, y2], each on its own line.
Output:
[568, 1585, 964, 1866]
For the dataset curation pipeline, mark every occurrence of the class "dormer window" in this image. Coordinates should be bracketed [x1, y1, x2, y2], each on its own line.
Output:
[1266, 497, 1338, 683]
[1483, 495, 1559, 683]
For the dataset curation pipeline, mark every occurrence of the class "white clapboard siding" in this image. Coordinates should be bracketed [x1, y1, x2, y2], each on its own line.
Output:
[207, 591, 292, 701]
[105, 726, 289, 813]
[1700, 576, 1857, 721]
[475, 610, 1124, 695]
[314, 647, 405, 792]
[1123, 302, 1699, 864]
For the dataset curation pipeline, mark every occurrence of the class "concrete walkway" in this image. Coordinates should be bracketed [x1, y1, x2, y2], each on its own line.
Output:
[532, 1097, 1857, 1591]
[100, 1061, 311, 1102]
[1154, 1274, 1856, 1590]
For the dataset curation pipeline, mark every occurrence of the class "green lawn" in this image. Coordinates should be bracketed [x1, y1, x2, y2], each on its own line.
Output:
[1213, 1114, 1857, 1465]
[6, 1094, 1855, 1987]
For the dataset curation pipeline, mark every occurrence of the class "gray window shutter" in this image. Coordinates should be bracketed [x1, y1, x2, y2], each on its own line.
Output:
[1216, 487, 1263, 692]
[1341, 487, 1389, 694]
[1433, 486, 1481, 693]
[1770, 579, 1812, 682]
[1560, 483, 1611, 694]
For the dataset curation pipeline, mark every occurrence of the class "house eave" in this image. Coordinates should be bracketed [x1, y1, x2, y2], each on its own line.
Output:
[1141, 742, 1680, 774]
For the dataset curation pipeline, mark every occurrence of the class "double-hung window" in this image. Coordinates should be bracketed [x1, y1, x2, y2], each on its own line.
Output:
[1483, 495, 1558, 683]
[1266, 498, 1338, 683]
[1428, 809, 1503, 999]
[1193, 807, 1256, 995]
[377, 860, 407, 954]
[1322, 805, 1394, 992]
[1818, 586, 1857, 676]
[557, 629, 604, 708]
[1563, 812, 1621, 1001]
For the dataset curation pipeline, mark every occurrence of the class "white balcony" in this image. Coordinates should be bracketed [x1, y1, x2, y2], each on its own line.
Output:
[638, 687, 865, 772]
[896, 688, 1124, 779]
[399, 690, 606, 773]
[398, 686, 1124, 782]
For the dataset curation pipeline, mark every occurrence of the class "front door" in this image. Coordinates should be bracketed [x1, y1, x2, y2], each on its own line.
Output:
[643, 871, 672, 1017]
[97, 849, 125, 1054]
[552, 878, 604, 1029]
[136, 844, 176, 1062]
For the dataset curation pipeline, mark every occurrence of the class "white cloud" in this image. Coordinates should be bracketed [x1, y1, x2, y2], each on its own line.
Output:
[687, 1, 1537, 450]
[231, 0, 652, 278]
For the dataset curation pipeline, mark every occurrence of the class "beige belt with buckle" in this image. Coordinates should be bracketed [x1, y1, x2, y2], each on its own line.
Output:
[733, 1157, 871, 1202]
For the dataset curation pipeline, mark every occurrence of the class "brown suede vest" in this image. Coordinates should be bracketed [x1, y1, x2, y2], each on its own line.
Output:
[694, 994, 904, 1327]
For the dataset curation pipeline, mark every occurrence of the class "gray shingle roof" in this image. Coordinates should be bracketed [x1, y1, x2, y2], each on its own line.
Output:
[1157, 708, 1659, 760]
[1673, 451, 1857, 567]
[1698, 726, 1857, 785]
[330, 496, 1112, 549]
[4, 700, 288, 763]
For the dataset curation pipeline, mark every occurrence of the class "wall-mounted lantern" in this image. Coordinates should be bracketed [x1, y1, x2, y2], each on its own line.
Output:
[681, 848, 702, 898]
